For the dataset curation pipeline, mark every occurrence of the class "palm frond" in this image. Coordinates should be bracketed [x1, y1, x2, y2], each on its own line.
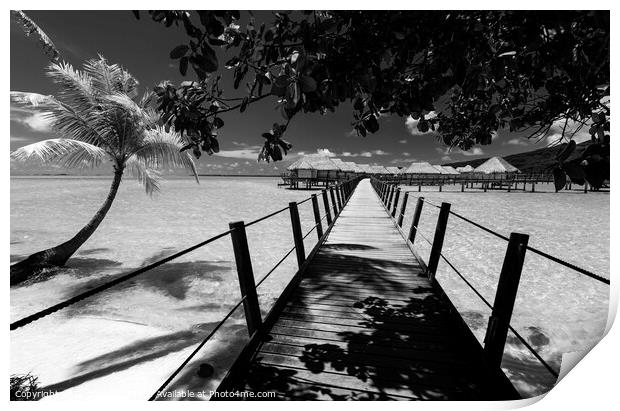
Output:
[11, 91, 116, 152]
[126, 157, 162, 196]
[129, 128, 199, 183]
[83, 56, 139, 99]
[11, 11, 60, 62]
[46, 61, 96, 108]
[10, 138, 110, 169]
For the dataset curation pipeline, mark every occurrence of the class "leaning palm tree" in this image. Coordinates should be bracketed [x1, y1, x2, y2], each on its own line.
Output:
[10, 56, 199, 285]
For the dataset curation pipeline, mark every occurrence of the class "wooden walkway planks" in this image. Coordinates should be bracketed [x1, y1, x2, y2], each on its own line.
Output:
[216, 179, 518, 401]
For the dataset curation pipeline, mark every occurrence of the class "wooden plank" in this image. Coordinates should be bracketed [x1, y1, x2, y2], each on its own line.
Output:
[215, 179, 519, 401]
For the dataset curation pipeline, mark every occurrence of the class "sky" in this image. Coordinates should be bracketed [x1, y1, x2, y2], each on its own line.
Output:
[10, 10, 592, 176]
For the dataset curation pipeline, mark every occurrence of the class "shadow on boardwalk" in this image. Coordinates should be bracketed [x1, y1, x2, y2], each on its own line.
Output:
[221, 244, 513, 400]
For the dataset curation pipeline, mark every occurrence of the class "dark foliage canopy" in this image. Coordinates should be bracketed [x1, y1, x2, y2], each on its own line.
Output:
[136, 10, 609, 170]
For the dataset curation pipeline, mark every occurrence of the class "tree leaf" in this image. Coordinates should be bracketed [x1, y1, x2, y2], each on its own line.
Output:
[300, 76, 317, 92]
[179, 57, 189, 76]
[170, 45, 189, 59]
[552, 167, 567, 192]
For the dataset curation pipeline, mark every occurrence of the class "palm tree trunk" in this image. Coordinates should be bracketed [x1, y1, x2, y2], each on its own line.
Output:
[10, 166, 125, 285]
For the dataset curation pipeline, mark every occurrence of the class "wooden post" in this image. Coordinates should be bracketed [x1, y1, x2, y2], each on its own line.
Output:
[439, 184, 442, 192]
[229, 221, 262, 336]
[387, 185, 395, 210]
[461, 183, 465, 192]
[398, 192, 409, 227]
[584, 182, 588, 193]
[483, 232, 529, 369]
[391, 188, 401, 217]
[408, 197, 425, 244]
[531, 182, 535, 192]
[418, 183, 422, 192]
[483, 183, 487, 193]
[311, 194, 323, 240]
[335, 185, 343, 209]
[322, 190, 332, 226]
[330, 187, 338, 216]
[426, 202, 451, 282]
[289, 202, 306, 268]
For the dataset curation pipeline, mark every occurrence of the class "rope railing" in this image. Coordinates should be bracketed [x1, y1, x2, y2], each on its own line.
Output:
[149, 295, 247, 401]
[401, 189, 608, 285]
[411, 222, 560, 379]
[10, 175, 362, 401]
[370, 179, 573, 381]
[10, 228, 236, 330]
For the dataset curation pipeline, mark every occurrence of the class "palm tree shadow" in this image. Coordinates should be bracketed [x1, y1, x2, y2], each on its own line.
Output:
[38, 323, 220, 395]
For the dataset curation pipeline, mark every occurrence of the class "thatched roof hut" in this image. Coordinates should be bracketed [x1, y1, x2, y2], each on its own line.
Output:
[403, 161, 441, 174]
[473, 157, 520, 174]
[456, 165, 475, 173]
[439, 165, 460, 175]
[385, 166, 401, 175]
[287, 155, 341, 178]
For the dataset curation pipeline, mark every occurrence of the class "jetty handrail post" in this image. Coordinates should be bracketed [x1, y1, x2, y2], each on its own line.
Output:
[408, 197, 425, 243]
[391, 188, 401, 217]
[229, 221, 262, 336]
[322, 189, 332, 225]
[397, 191, 409, 227]
[388, 185, 396, 209]
[426, 202, 451, 282]
[483, 232, 530, 370]
[311, 194, 323, 240]
[289, 202, 306, 268]
[336, 185, 343, 209]
[329, 187, 338, 216]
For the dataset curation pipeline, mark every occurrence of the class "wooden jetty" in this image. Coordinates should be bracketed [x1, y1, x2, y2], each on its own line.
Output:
[15, 176, 605, 400]
[216, 179, 520, 400]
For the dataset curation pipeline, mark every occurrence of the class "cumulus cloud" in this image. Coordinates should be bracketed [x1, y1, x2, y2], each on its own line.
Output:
[316, 148, 336, 157]
[505, 138, 529, 146]
[11, 106, 54, 133]
[398, 139, 408, 144]
[441, 155, 453, 162]
[405, 112, 437, 136]
[436, 146, 485, 157]
[359, 151, 372, 157]
[214, 145, 262, 160]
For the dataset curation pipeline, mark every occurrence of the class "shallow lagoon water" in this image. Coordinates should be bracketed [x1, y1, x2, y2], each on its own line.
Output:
[398, 183, 609, 395]
[10, 177, 610, 399]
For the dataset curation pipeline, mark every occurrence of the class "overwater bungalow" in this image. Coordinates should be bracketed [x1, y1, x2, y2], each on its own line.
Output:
[385, 166, 401, 175]
[439, 165, 460, 175]
[402, 161, 442, 176]
[456, 164, 475, 173]
[473, 156, 520, 177]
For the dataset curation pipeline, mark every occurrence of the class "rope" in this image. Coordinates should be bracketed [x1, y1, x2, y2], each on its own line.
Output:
[526, 246, 609, 285]
[438, 254, 494, 310]
[10, 229, 236, 330]
[296, 196, 313, 205]
[255, 246, 296, 289]
[302, 222, 319, 240]
[508, 325, 559, 378]
[244, 206, 289, 228]
[149, 296, 246, 400]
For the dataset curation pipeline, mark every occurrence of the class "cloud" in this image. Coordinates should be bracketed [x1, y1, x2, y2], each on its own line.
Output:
[505, 138, 529, 146]
[340, 150, 388, 158]
[359, 151, 372, 157]
[341, 152, 353, 157]
[316, 148, 336, 157]
[441, 155, 453, 162]
[460, 147, 485, 156]
[436, 146, 485, 157]
[214, 145, 262, 160]
[405, 112, 437, 136]
[11, 106, 54, 133]
[398, 139, 408, 144]
[371, 149, 389, 155]
[344, 129, 358, 137]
